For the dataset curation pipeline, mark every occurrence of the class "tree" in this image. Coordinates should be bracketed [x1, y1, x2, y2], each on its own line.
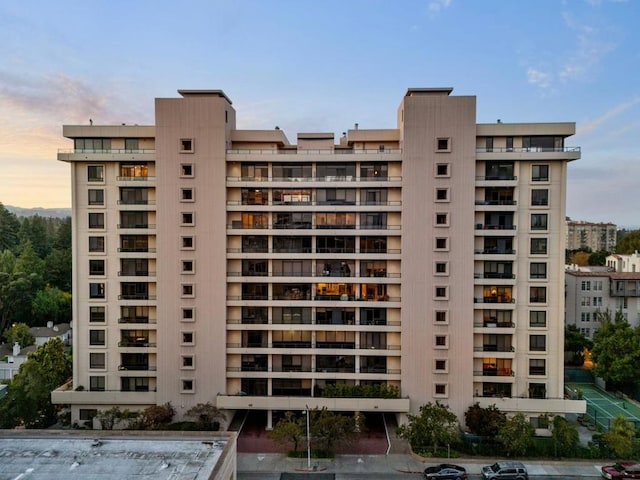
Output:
[591, 310, 640, 391]
[497, 413, 535, 457]
[0, 203, 20, 252]
[44, 248, 72, 293]
[0, 337, 71, 428]
[464, 403, 506, 437]
[309, 407, 357, 454]
[184, 402, 226, 430]
[588, 250, 610, 266]
[569, 250, 591, 266]
[602, 415, 635, 459]
[397, 401, 460, 456]
[0, 271, 41, 332]
[565, 325, 594, 366]
[1, 322, 34, 348]
[95, 406, 138, 430]
[268, 411, 305, 453]
[616, 230, 640, 254]
[132, 403, 176, 430]
[32, 286, 72, 326]
[551, 416, 579, 457]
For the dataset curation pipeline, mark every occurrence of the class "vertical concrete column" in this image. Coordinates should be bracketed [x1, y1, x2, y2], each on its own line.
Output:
[266, 409, 273, 430]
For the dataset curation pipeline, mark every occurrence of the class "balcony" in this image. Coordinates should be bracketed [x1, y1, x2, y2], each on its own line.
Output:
[119, 317, 156, 324]
[476, 368, 514, 377]
[119, 364, 156, 371]
[118, 340, 155, 348]
[476, 146, 581, 161]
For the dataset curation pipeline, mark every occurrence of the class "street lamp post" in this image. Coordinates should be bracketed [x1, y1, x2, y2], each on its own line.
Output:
[305, 405, 311, 470]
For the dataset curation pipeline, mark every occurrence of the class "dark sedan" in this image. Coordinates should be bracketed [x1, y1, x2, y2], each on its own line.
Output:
[423, 463, 468, 479]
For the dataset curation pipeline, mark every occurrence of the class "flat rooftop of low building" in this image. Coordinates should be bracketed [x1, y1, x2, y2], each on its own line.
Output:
[0, 430, 235, 480]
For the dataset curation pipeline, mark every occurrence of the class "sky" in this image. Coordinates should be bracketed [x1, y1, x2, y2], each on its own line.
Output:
[0, 0, 639, 226]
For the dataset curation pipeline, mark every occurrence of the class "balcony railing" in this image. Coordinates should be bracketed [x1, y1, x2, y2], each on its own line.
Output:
[476, 146, 580, 153]
[475, 369, 514, 377]
[228, 271, 400, 279]
[118, 294, 156, 300]
[226, 148, 402, 155]
[228, 223, 401, 231]
[476, 175, 517, 181]
[229, 295, 401, 302]
[226, 175, 403, 182]
[118, 247, 155, 253]
[474, 346, 515, 352]
[118, 365, 157, 371]
[474, 321, 515, 328]
[475, 273, 515, 279]
[474, 297, 515, 304]
[118, 340, 155, 348]
[475, 200, 517, 206]
[227, 248, 401, 254]
[118, 317, 156, 324]
[228, 200, 402, 207]
[475, 249, 515, 255]
[118, 224, 156, 229]
[475, 224, 516, 230]
[117, 176, 155, 181]
[118, 271, 155, 277]
[118, 200, 156, 205]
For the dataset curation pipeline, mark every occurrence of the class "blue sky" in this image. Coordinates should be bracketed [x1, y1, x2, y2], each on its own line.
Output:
[1, 0, 638, 226]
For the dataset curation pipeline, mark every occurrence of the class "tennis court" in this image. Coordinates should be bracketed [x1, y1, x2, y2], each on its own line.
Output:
[567, 383, 640, 431]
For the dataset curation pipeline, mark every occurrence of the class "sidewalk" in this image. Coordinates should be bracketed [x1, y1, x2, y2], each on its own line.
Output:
[238, 453, 605, 477]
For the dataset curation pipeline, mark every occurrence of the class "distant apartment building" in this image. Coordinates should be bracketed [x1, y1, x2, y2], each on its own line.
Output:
[566, 219, 617, 252]
[54, 87, 584, 429]
[565, 258, 640, 339]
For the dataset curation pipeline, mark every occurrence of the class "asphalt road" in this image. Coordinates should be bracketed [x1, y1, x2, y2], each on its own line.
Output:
[238, 474, 601, 480]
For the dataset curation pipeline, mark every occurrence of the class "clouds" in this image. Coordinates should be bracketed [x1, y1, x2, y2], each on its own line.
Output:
[577, 95, 640, 136]
[428, 0, 452, 15]
[525, 5, 619, 90]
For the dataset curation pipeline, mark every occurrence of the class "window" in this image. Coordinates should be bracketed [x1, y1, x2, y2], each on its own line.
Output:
[435, 335, 447, 348]
[529, 335, 546, 352]
[435, 286, 447, 298]
[182, 260, 194, 273]
[435, 311, 448, 323]
[182, 284, 194, 297]
[90, 306, 106, 323]
[506, 136, 513, 151]
[182, 332, 194, 345]
[436, 138, 450, 152]
[530, 286, 547, 303]
[531, 189, 549, 206]
[181, 236, 194, 249]
[181, 164, 194, 177]
[181, 188, 194, 201]
[485, 137, 494, 152]
[89, 330, 105, 346]
[435, 188, 449, 201]
[89, 376, 105, 391]
[435, 262, 447, 274]
[182, 308, 194, 321]
[581, 281, 591, 291]
[181, 355, 194, 369]
[89, 259, 105, 276]
[434, 384, 447, 396]
[89, 236, 105, 252]
[125, 138, 139, 151]
[529, 359, 546, 376]
[90, 283, 105, 299]
[436, 213, 448, 225]
[180, 138, 194, 152]
[436, 164, 449, 176]
[581, 312, 591, 322]
[181, 212, 194, 225]
[89, 352, 105, 369]
[89, 213, 105, 229]
[435, 359, 447, 371]
[87, 165, 104, 182]
[531, 238, 547, 254]
[88, 189, 104, 205]
[532, 165, 549, 181]
[530, 262, 547, 279]
[181, 379, 195, 392]
[529, 311, 547, 327]
[435, 238, 448, 250]
[79, 409, 98, 421]
[531, 214, 548, 230]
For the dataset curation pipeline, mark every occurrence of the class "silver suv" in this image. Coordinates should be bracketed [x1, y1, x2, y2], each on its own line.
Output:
[481, 461, 528, 480]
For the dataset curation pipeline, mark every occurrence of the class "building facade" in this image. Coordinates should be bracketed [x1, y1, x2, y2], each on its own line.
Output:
[54, 88, 584, 427]
[566, 219, 617, 252]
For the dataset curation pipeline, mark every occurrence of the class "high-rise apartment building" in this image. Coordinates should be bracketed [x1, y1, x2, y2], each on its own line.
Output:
[54, 88, 585, 428]
[566, 219, 617, 252]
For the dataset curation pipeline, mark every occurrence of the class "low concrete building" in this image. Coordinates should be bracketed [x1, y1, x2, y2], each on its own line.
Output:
[0, 430, 237, 480]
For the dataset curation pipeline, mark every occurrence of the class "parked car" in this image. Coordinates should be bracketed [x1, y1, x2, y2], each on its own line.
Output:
[481, 461, 528, 480]
[423, 463, 468, 479]
[601, 462, 640, 479]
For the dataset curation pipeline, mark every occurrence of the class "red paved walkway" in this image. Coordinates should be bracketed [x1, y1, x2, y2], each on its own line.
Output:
[236, 411, 389, 455]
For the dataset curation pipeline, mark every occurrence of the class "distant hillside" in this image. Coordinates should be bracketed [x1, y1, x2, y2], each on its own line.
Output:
[5, 205, 72, 218]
